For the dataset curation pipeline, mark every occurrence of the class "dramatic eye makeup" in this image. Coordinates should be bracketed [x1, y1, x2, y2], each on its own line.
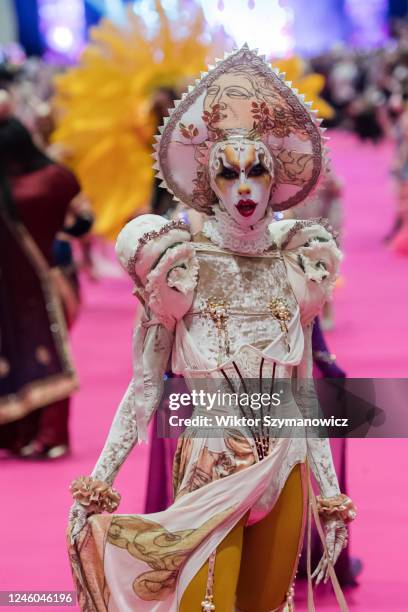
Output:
[218, 164, 239, 180]
[217, 161, 268, 181]
[248, 163, 267, 177]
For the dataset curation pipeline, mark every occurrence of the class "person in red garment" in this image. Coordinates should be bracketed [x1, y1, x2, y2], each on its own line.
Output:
[0, 91, 80, 458]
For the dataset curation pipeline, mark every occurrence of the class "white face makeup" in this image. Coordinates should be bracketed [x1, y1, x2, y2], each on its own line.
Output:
[209, 139, 274, 228]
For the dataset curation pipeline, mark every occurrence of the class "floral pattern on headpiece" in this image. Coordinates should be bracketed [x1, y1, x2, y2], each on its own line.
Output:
[155, 45, 326, 215]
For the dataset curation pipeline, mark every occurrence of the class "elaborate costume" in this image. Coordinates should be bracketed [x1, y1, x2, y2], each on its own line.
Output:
[68, 47, 356, 611]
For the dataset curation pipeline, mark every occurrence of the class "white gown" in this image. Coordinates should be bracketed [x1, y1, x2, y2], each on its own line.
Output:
[68, 218, 343, 611]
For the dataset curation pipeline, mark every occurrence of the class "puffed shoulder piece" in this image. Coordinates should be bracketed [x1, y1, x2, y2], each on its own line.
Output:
[145, 241, 199, 330]
[270, 219, 342, 325]
[270, 218, 338, 249]
[116, 214, 192, 286]
[116, 214, 199, 329]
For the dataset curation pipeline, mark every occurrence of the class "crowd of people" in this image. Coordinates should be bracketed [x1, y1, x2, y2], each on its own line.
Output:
[310, 37, 408, 252]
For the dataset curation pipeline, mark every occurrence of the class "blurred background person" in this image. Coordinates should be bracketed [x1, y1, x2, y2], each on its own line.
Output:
[0, 91, 81, 459]
[389, 104, 408, 253]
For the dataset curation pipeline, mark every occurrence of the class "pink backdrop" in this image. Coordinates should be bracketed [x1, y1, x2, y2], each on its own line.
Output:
[0, 131, 407, 610]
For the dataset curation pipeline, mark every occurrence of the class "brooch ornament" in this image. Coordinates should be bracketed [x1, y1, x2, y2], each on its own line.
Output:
[201, 298, 230, 365]
[269, 297, 292, 352]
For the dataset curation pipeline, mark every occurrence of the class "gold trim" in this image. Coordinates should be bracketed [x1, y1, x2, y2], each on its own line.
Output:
[0, 210, 79, 423]
[0, 372, 78, 424]
[188, 309, 280, 317]
[193, 243, 282, 259]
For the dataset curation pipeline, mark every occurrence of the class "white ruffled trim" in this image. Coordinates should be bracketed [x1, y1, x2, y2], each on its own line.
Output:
[167, 262, 199, 294]
[297, 239, 342, 306]
[269, 219, 343, 311]
[145, 243, 199, 329]
[203, 206, 275, 255]
[298, 239, 342, 282]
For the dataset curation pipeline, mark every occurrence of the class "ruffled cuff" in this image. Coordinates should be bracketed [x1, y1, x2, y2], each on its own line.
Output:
[70, 476, 121, 514]
[316, 493, 357, 523]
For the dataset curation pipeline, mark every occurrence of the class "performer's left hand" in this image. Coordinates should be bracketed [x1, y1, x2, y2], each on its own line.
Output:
[68, 502, 89, 544]
[312, 518, 348, 585]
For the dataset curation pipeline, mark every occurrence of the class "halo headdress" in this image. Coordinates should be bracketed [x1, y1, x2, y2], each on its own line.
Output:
[154, 45, 327, 214]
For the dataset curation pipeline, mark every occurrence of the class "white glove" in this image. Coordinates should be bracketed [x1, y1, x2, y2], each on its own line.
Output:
[293, 326, 342, 499]
[312, 518, 348, 585]
[68, 502, 90, 544]
[89, 321, 173, 483]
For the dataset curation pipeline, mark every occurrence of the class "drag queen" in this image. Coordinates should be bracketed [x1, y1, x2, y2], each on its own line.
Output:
[68, 47, 356, 611]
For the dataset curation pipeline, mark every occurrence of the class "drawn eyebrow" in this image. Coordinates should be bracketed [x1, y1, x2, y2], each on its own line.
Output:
[225, 157, 240, 168]
[245, 158, 258, 171]
[247, 161, 267, 175]
[218, 157, 240, 172]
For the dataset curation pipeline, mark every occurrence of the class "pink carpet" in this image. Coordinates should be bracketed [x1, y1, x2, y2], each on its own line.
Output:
[1, 131, 407, 610]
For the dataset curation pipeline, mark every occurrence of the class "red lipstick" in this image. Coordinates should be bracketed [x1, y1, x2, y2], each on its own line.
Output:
[236, 199, 257, 217]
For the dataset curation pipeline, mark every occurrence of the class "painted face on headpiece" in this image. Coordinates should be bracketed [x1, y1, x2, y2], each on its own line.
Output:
[204, 72, 258, 130]
[210, 139, 274, 228]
